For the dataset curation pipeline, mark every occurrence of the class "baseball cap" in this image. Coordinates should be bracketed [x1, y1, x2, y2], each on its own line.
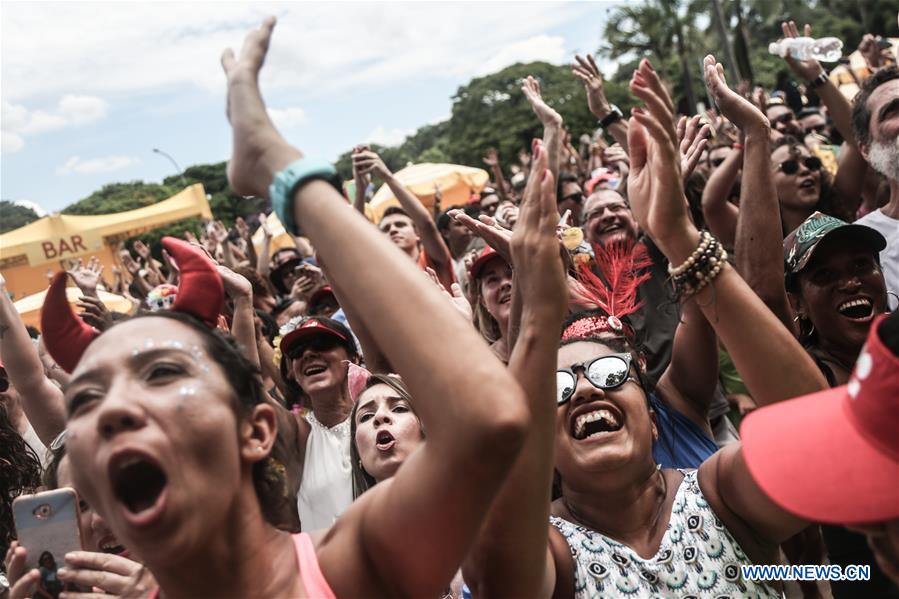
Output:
[469, 246, 507, 281]
[279, 316, 355, 358]
[307, 286, 337, 314]
[741, 312, 899, 524]
[783, 212, 886, 285]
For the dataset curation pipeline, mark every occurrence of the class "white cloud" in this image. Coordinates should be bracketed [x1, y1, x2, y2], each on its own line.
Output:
[57, 155, 137, 175]
[365, 125, 414, 147]
[475, 34, 568, 76]
[0, 3, 595, 103]
[58, 95, 108, 124]
[1, 96, 108, 150]
[267, 106, 306, 129]
[12, 199, 46, 217]
[1, 130, 24, 154]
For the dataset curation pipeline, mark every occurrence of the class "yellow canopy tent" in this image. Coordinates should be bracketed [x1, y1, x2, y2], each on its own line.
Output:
[368, 163, 489, 223]
[13, 285, 135, 329]
[0, 185, 211, 299]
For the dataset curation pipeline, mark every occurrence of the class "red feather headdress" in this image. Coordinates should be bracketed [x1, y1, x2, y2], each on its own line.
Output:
[562, 240, 652, 342]
[41, 237, 224, 373]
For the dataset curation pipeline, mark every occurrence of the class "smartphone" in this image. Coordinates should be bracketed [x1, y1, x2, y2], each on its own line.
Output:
[13, 488, 85, 598]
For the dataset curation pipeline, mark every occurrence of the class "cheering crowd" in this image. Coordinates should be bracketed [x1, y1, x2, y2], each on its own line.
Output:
[2, 14, 898, 599]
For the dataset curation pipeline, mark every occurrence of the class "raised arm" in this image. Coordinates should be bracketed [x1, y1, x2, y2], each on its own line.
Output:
[351, 145, 372, 215]
[573, 54, 629, 152]
[464, 141, 567, 599]
[704, 55, 796, 336]
[217, 265, 261, 369]
[0, 274, 66, 445]
[482, 148, 511, 202]
[220, 19, 527, 597]
[353, 149, 454, 271]
[521, 75, 563, 182]
[701, 145, 741, 246]
[628, 58, 823, 543]
[780, 21, 856, 146]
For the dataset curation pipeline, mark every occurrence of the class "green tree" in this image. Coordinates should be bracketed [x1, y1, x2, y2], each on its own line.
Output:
[0, 200, 40, 234]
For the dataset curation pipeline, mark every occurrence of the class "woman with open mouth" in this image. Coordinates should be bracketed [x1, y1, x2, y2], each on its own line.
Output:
[38, 17, 529, 599]
[464, 58, 835, 599]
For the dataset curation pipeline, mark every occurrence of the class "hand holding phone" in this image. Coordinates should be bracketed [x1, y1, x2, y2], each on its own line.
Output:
[12, 489, 84, 599]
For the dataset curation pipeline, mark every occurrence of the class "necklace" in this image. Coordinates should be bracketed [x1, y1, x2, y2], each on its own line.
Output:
[563, 467, 668, 537]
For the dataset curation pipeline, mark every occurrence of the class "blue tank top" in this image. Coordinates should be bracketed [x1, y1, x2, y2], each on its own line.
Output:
[650, 394, 718, 469]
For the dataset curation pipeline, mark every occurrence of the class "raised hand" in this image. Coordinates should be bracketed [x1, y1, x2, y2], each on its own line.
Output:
[352, 149, 392, 180]
[676, 115, 710, 182]
[352, 145, 373, 189]
[76, 295, 113, 331]
[258, 212, 273, 239]
[217, 264, 253, 299]
[235, 216, 250, 240]
[572, 53, 612, 118]
[511, 138, 567, 319]
[626, 59, 698, 259]
[449, 209, 513, 264]
[780, 21, 825, 81]
[521, 75, 562, 127]
[425, 267, 472, 322]
[66, 256, 104, 296]
[120, 250, 141, 276]
[703, 55, 769, 133]
[858, 34, 894, 71]
[482, 147, 500, 168]
[208, 220, 229, 245]
[133, 239, 152, 262]
[221, 17, 301, 199]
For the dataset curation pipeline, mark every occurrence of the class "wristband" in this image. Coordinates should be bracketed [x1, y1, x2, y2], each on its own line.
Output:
[269, 158, 343, 237]
[598, 106, 623, 129]
[807, 72, 829, 90]
[732, 143, 744, 150]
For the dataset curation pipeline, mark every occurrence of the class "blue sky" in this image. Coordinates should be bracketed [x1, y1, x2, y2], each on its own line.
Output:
[1, 1, 623, 215]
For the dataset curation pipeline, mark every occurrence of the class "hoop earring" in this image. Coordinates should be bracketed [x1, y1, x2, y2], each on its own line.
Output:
[888, 292, 899, 311]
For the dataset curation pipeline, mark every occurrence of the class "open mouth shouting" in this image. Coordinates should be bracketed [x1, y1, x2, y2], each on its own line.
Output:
[798, 177, 817, 192]
[570, 403, 624, 442]
[109, 451, 168, 528]
[837, 296, 875, 322]
[375, 430, 396, 451]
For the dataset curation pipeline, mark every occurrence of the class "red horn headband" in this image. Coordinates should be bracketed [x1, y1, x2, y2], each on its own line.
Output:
[41, 238, 224, 373]
[41, 272, 101, 373]
[161, 237, 224, 329]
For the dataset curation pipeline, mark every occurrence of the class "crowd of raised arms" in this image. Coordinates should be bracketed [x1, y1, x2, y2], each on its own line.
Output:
[1, 14, 898, 599]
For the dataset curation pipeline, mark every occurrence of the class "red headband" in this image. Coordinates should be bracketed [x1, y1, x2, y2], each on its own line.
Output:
[41, 237, 224, 372]
[562, 241, 651, 343]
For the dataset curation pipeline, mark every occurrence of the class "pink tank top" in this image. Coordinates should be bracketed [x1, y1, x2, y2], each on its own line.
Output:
[145, 532, 335, 598]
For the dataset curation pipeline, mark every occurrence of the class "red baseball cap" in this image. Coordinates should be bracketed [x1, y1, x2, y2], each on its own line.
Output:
[469, 246, 507, 281]
[307, 286, 336, 312]
[741, 313, 899, 524]
[279, 316, 353, 357]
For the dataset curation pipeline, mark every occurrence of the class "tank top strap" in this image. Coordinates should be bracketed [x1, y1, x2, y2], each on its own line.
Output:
[293, 532, 338, 599]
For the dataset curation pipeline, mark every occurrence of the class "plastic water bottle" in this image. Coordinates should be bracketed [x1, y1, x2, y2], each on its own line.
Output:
[768, 37, 843, 62]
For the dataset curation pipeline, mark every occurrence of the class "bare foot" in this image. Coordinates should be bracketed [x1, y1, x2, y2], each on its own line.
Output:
[221, 17, 301, 199]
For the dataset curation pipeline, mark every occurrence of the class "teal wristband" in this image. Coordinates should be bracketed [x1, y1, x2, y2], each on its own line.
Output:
[269, 158, 343, 237]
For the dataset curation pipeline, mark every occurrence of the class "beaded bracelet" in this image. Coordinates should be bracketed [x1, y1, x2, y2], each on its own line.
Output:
[668, 230, 728, 299]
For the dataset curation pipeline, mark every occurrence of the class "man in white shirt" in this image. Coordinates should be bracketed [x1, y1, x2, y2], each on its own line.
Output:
[853, 67, 899, 298]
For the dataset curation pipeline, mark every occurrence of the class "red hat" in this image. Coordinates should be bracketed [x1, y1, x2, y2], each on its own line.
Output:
[307, 286, 336, 311]
[469, 246, 507, 281]
[741, 313, 899, 524]
[41, 237, 223, 373]
[279, 316, 352, 357]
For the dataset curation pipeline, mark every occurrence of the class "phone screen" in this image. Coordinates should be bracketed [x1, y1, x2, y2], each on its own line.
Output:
[13, 488, 85, 598]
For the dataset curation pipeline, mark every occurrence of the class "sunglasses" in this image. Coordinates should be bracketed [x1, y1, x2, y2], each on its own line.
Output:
[556, 353, 639, 405]
[559, 192, 585, 205]
[709, 158, 726, 167]
[805, 124, 828, 134]
[0, 378, 8, 393]
[285, 335, 343, 360]
[771, 112, 796, 126]
[778, 156, 822, 175]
